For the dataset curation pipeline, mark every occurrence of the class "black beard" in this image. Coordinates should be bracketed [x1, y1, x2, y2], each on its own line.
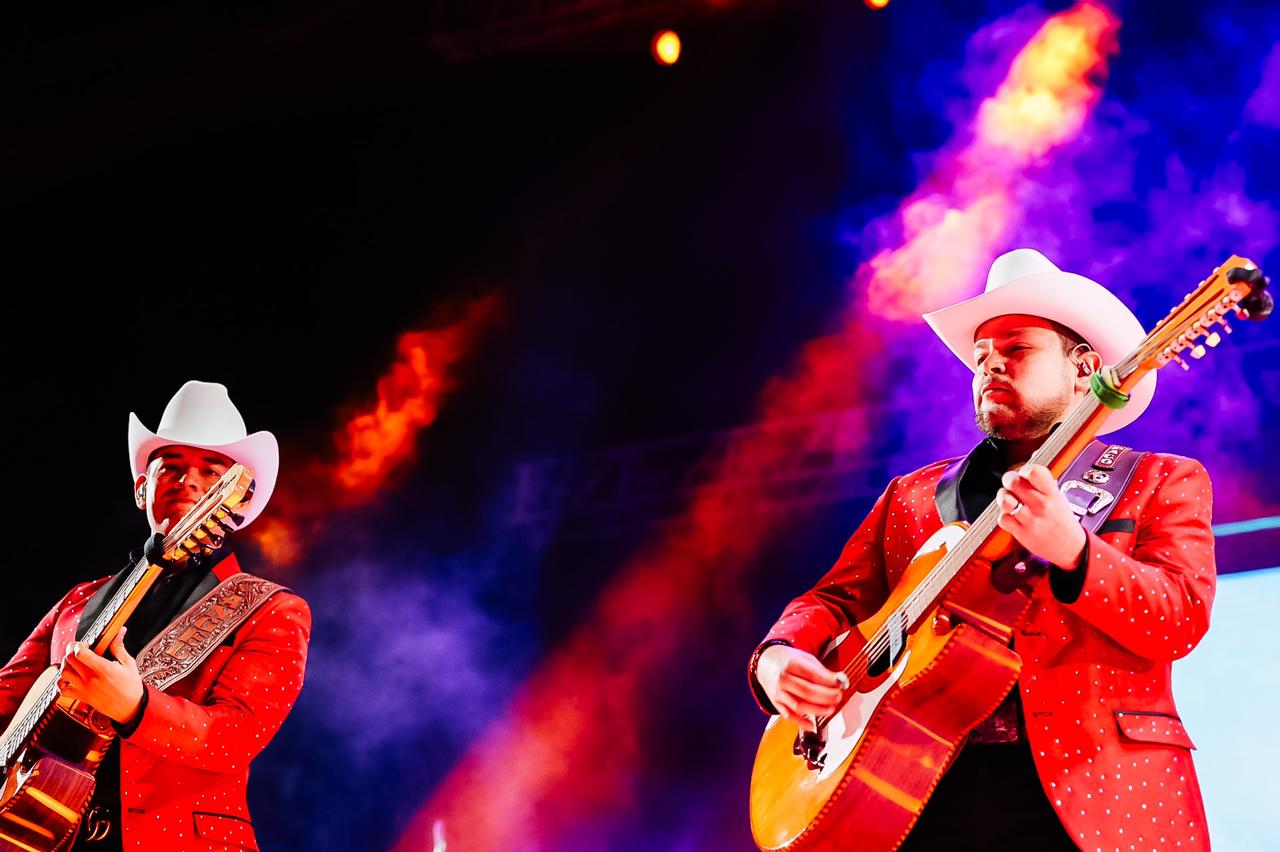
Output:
[975, 397, 1066, 440]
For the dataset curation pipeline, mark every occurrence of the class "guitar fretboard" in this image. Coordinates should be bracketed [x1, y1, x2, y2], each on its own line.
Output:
[0, 464, 248, 768]
[0, 555, 155, 768]
[820, 381, 1118, 725]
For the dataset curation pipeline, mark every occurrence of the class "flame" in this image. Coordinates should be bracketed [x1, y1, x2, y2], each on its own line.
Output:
[393, 5, 1117, 849]
[248, 294, 503, 568]
[977, 2, 1117, 157]
[335, 295, 501, 498]
[865, 1, 1118, 321]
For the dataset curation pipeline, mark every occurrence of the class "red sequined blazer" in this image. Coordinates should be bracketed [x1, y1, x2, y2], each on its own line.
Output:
[750, 451, 1215, 852]
[0, 554, 311, 850]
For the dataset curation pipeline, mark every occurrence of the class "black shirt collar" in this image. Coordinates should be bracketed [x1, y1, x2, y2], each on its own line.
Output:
[935, 437, 1014, 525]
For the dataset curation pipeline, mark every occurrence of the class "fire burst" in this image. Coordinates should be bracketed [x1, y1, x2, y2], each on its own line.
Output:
[335, 295, 502, 500]
[865, 1, 1118, 322]
[249, 294, 503, 568]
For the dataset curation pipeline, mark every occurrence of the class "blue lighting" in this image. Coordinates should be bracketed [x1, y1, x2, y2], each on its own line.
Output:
[1212, 516, 1280, 537]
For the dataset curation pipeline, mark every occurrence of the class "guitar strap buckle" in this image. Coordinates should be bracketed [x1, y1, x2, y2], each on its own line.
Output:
[1060, 480, 1115, 516]
[83, 805, 112, 842]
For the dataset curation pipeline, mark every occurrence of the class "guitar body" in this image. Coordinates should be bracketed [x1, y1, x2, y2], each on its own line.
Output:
[0, 668, 113, 852]
[749, 524, 1034, 852]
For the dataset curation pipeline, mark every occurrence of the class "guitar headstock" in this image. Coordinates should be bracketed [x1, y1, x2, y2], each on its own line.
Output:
[158, 463, 256, 563]
[1136, 255, 1271, 373]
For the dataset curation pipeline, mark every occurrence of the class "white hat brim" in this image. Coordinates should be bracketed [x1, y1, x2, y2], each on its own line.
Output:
[922, 270, 1155, 435]
[128, 412, 278, 528]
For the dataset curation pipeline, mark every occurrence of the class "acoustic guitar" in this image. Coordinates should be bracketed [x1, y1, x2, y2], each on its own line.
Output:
[749, 257, 1271, 851]
[0, 465, 255, 851]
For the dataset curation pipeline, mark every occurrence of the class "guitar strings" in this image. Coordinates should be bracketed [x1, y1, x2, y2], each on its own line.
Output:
[1, 484, 236, 764]
[813, 389, 1105, 730]
[817, 323, 1178, 722]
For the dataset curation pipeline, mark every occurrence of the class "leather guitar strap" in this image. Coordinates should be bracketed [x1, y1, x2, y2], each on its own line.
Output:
[989, 440, 1147, 593]
[1058, 440, 1148, 536]
[134, 574, 287, 691]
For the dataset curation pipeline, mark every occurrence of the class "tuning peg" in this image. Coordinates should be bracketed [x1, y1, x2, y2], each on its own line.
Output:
[1239, 288, 1274, 322]
[1172, 354, 1191, 371]
[1205, 332, 1221, 348]
[1190, 345, 1207, 359]
[203, 517, 228, 536]
[212, 508, 245, 530]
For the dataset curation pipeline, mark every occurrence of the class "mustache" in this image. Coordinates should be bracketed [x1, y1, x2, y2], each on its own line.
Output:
[979, 379, 1016, 394]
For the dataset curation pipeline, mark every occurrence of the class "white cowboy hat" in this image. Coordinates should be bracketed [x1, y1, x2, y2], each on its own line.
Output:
[128, 380, 278, 528]
[922, 248, 1155, 434]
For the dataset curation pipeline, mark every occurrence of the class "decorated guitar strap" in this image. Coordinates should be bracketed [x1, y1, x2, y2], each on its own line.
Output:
[989, 439, 1147, 592]
[1058, 440, 1147, 536]
[135, 574, 287, 691]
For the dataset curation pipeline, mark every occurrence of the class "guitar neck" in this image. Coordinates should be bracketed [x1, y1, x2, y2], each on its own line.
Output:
[81, 557, 166, 654]
[902, 382, 1122, 627]
[0, 555, 168, 769]
[1, 463, 251, 770]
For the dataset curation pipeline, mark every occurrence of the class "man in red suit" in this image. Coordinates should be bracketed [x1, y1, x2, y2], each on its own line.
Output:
[0, 381, 310, 851]
[750, 249, 1214, 851]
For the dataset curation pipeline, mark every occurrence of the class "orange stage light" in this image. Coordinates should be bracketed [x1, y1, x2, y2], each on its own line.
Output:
[865, 0, 891, 9]
[651, 30, 682, 66]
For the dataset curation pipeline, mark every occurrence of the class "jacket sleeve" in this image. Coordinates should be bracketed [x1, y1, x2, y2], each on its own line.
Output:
[125, 591, 311, 773]
[0, 585, 94, 726]
[1050, 456, 1216, 662]
[748, 479, 897, 713]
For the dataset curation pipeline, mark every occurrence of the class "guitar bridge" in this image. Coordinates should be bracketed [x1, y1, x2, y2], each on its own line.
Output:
[794, 730, 827, 771]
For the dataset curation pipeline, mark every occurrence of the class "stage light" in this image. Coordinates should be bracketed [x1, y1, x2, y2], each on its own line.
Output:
[865, 0, 890, 9]
[651, 30, 681, 66]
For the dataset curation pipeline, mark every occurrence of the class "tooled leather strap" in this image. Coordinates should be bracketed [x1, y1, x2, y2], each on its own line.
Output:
[135, 574, 286, 691]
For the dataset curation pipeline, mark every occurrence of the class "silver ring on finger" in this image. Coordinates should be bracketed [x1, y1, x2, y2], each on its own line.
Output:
[1006, 499, 1023, 516]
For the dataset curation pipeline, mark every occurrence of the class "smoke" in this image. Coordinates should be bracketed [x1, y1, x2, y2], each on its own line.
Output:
[349, 3, 1280, 850]
[859, 2, 1120, 322]
[393, 5, 1124, 850]
[1244, 44, 1280, 129]
[303, 553, 529, 765]
[957, 5, 1279, 518]
[252, 530, 539, 851]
